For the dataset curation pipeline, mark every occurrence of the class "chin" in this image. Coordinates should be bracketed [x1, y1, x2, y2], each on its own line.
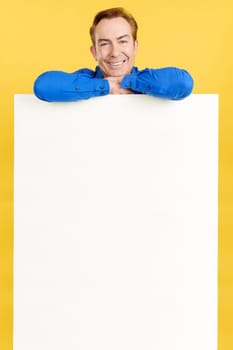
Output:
[111, 71, 125, 77]
[111, 69, 129, 77]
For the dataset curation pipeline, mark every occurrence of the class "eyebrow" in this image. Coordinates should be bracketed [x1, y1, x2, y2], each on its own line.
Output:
[97, 34, 130, 44]
[117, 35, 130, 40]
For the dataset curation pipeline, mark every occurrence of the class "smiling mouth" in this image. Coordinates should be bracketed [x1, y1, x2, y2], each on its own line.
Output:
[108, 59, 126, 67]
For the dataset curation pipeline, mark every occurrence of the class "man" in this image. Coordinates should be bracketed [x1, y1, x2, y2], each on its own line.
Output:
[34, 7, 194, 102]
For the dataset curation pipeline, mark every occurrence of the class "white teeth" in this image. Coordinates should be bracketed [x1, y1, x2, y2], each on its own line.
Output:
[109, 60, 126, 67]
[111, 62, 122, 66]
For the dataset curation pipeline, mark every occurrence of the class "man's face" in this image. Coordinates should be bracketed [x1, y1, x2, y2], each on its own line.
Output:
[90, 17, 138, 77]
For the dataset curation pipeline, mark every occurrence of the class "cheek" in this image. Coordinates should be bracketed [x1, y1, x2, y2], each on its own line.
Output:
[125, 46, 136, 58]
[97, 48, 109, 59]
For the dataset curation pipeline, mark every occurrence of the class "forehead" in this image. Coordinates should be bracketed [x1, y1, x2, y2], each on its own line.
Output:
[94, 17, 133, 40]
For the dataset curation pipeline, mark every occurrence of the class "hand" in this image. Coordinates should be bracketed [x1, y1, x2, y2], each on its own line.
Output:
[105, 76, 133, 95]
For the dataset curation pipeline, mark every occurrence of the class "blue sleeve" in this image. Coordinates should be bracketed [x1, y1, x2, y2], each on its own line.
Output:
[121, 67, 194, 100]
[33, 69, 110, 102]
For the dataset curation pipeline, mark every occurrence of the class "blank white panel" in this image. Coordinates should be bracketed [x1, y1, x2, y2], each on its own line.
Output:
[14, 94, 218, 350]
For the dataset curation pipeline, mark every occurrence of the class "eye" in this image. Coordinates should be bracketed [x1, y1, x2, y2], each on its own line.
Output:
[99, 42, 109, 47]
[120, 40, 128, 44]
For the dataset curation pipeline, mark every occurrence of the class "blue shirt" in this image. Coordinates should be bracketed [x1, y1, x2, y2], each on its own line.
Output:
[33, 66, 194, 102]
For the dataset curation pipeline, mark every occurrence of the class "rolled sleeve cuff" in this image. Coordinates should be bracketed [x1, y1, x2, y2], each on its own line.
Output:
[94, 79, 110, 96]
[74, 78, 110, 96]
[121, 74, 138, 91]
[121, 73, 153, 94]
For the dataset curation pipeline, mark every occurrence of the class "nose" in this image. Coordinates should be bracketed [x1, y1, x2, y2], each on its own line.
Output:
[110, 42, 120, 57]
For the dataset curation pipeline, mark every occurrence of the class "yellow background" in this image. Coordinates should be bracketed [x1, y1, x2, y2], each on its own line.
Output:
[0, 0, 232, 348]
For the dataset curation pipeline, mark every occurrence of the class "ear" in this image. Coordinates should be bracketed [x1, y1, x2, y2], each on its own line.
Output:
[134, 40, 139, 54]
[90, 45, 97, 61]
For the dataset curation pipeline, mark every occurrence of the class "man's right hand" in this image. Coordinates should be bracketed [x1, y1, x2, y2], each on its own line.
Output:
[105, 76, 133, 95]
